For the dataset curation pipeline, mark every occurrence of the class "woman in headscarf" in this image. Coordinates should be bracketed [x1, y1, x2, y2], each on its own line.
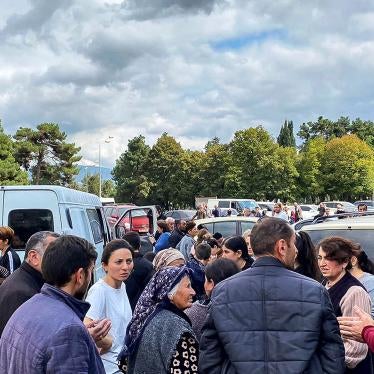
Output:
[118, 266, 198, 374]
[152, 248, 185, 271]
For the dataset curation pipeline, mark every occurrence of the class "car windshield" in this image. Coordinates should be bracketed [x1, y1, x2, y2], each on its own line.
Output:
[238, 201, 257, 210]
[303, 229, 374, 261]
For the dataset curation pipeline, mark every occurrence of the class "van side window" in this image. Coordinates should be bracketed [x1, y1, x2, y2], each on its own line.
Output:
[87, 209, 104, 244]
[218, 201, 230, 208]
[8, 209, 54, 249]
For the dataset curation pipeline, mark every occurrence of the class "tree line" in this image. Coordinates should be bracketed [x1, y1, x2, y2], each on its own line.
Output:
[0, 117, 373, 207]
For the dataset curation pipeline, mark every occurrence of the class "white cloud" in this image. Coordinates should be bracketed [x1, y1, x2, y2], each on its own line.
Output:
[0, 0, 374, 167]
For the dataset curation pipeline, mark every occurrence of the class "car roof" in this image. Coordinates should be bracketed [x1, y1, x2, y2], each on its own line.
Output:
[195, 216, 258, 224]
[301, 215, 374, 231]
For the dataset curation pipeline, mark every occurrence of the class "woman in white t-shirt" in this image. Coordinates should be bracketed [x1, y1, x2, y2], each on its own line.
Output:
[85, 239, 134, 373]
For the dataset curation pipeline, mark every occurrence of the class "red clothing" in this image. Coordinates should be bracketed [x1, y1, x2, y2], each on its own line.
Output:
[362, 326, 374, 352]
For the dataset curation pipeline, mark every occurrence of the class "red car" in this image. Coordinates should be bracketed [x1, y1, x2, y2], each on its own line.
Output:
[104, 205, 149, 234]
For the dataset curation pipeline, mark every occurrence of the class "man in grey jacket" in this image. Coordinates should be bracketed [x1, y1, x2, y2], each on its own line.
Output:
[199, 218, 345, 374]
[176, 220, 197, 260]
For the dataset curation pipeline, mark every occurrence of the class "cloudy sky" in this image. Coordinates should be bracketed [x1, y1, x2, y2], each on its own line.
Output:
[1, 0, 373, 167]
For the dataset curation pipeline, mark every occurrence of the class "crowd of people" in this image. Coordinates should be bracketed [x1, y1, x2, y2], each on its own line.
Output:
[0, 211, 374, 373]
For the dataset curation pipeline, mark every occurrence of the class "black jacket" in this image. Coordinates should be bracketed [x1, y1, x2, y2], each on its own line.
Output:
[0, 247, 21, 275]
[0, 261, 44, 336]
[125, 253, 154, 310]
[168, 228, 185, 248]
[199, 256, 345, 374]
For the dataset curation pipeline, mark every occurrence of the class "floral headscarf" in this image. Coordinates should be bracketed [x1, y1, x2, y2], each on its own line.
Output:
[153, 248, 185, 271]
[119, 266, 191, 361]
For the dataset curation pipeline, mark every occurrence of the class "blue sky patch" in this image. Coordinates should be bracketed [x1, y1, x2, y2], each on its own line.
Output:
[212, 29, 286, 51]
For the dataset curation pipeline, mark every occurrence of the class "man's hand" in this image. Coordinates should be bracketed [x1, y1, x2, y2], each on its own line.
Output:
[86, 318, 112, 343]
[338, 305, 374, 342]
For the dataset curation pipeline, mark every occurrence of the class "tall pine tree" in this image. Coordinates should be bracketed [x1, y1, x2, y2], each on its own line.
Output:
[277, 120, 296, 147]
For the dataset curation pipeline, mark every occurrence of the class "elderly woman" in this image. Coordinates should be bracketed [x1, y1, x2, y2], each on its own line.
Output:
[153, 248, 185, 271]
[318, 237, 372, 373]
[118, 266, 198, 374]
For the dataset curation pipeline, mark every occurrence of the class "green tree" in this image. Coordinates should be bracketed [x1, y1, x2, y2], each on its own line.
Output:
[351, 118, 374, 148]
[298, 116, 351, 144]
[277, 120, 296, 147]
[296, 137, 326, 201]
[13, 123, 81, 185]
[320, 135, 374, 200]
[228, 126, 298, 200]
[143, 133, 187, 209]
[112, 135, 151, 204]
[0, 124, 28, 185]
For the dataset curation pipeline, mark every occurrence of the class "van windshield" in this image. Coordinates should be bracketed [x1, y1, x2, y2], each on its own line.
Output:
[238, 201, 257, 210]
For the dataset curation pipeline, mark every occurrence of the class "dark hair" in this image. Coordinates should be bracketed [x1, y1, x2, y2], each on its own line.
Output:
[143, 251, 156, 263]
[213, 232, 223, 240]
[205, 258, 240, 285]
[223, 236, 249, 260]
[356, 250, 374, 274]
[185, 221, 196, 233]
[207, 238, 221, 248]
[295, 232, 321, 281]
[102, 239, 134, 265]
[250, 218, 293, 256]
[195, 243, 211, 261]
[197, 224, 206, 230]
[25, 231, 60, 258]
[122, 231, 141, 251]
[358, 203, 368, 211]
[157, 220, 170, 233]
[0, 226, 14, 244]
[42, 235, 97, 287]
[317, 237, 359, 270]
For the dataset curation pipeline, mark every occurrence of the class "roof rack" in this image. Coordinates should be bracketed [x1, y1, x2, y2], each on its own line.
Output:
[312, 211, 374, 224]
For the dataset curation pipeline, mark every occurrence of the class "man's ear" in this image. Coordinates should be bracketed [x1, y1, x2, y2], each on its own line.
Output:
[236, 250, 242, 258]
[75, 267, 85, 285]
[274, 239, 287, 260]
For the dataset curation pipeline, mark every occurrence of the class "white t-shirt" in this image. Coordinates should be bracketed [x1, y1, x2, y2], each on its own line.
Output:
[86, 279, 132, 374]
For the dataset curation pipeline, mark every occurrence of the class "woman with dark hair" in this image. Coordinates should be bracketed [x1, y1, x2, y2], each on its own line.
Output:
[222, 236, 253, 270]
[85, 239, 134, 373]
[294, 231, 322, 281]
[350, 249, 374, 316]
[154, 220, 171, 253]
[0, 226, 20, 276]
[185, 258, 239, 341]
[206, 238, 222, 261]
[318, 237, 372, 374]
[118, 266, 198, 374]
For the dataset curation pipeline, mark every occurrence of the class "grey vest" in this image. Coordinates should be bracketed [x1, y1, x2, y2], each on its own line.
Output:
[128, 309, 195, 374]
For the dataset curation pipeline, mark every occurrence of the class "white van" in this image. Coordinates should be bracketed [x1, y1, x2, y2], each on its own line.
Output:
[0, 185, 111, 280]
[207, 198, 259, 214]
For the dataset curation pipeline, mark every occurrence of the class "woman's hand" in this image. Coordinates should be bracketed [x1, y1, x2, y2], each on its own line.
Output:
[86, 318, 112, 342]
[338, 305, 374, 342]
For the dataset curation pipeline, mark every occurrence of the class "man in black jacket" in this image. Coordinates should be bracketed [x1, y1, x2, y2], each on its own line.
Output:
[123, 231, 154, 310]
[199, 218, 345, 374]
[168, 219, 186, 248]
[0, 231, 60, 336]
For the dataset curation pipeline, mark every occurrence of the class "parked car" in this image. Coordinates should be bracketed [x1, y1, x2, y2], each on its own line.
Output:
[321, 201, 356, 213]
[104, 204, 149, 233]
[299, 213, 374, 261]
[207, 198, 259, 214]
[257, 202, 275, 217]
[195, 216, 258, 238]
[219, 208, 239, 217]
[164, 209, 196, 221]
[298, 204, 319, 219]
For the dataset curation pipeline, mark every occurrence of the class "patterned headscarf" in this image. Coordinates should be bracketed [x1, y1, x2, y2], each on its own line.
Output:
[120, 266, 191, 359]
[153, 248, 185, 271]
